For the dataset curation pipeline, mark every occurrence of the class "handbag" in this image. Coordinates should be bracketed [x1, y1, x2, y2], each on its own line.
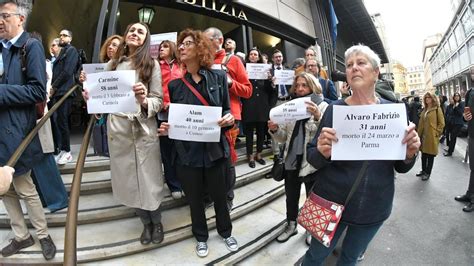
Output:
[297, 161, 368, 247]
[270, 144, 286, 181]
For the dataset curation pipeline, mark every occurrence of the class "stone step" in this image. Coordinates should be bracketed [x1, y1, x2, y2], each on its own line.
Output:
[59, 143, 272, 174]
[0, 159, 274, 227]
[91, 191, 289, 265]
[61, 149, 273, 195]
[0, 176, 285, 264]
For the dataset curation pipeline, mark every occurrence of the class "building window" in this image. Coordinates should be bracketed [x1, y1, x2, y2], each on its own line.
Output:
[461, 8, 473, 35]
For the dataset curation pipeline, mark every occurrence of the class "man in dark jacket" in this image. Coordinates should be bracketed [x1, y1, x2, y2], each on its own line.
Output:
[409, 96, 422, 128]
[0, 0, 56, 260]
[50, 28, 79, 165]
[455, 87, 474, 212]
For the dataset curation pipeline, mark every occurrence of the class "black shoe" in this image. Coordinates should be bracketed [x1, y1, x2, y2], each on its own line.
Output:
[421, 174, 430, 181]
[444, 152, 452, 156]
[1, 235, 35, 257]
[416, 171, 426, 177]
[140, 223, 153, 245]
[152, 223, 164, 244]
[455, 194, 471, 203]
[248, 160, 256, 168]
[463, 202, 474, 212]
[256, 158, 266, 165]
[39, 235, 56, 260]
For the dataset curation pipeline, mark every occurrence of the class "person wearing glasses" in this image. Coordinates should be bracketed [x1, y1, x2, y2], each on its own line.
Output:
[83, 22, 165, 246]
[159, 29, 238, 258]
[157, 40, 184, 200]
[0, 0, 57, 260]
[49, 38, 60, 63]
[305, 58, 338, 103]
[204, 27, 252, 212]
[416, 91, 445, 181]
[50, 28, 79, 165]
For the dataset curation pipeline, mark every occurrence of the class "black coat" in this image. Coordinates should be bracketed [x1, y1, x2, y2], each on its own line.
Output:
[168, 69, 231, 167]
[269, 65, 291, 107]
[241, 79, 272, 123]
[51, 43, 78, 98]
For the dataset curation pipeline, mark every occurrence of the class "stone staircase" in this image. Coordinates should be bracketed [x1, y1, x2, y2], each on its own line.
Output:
[0, 141, 296, 264]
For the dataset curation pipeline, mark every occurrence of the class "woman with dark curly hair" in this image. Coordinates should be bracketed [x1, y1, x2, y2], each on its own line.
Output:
[159, 29, 238, 258]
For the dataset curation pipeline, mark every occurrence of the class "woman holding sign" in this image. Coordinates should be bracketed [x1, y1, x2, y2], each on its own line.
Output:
[242, 47, 272, 168]
[268, 72, 328, 245]
[158, 29, 237, 258]
[302, 44, 420, 265]
[83, 22, 165, 246]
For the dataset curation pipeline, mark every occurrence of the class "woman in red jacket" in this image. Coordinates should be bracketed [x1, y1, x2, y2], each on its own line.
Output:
[157, 40, 184, 199]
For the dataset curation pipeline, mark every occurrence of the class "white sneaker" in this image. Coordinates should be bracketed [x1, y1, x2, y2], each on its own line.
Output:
[223, 236, 238, 252]
[195, 241, 209, 257]
[171, 191, 183, 200]
[54, 151, 65, 163]
[57, 151, 72, 165]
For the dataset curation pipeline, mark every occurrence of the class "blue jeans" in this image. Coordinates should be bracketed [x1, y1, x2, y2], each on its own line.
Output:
[302, 221, 383, 266]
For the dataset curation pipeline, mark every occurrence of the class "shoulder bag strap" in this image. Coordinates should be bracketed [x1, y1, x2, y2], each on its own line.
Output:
[344, 160, 369, 206]
[181, 77, 209, 106]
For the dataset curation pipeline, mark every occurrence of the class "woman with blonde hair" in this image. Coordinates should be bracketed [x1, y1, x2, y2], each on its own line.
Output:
[268, 72, 328, 245]
[99, 35, 123, 63]
[416, 91, 445, 180]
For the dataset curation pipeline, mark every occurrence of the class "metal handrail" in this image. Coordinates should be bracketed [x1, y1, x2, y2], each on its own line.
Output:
[63, 114, 95, 265]
[4, 84, 94, 264]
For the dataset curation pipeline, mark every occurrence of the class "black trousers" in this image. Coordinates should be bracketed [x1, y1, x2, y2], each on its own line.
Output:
[447, 124, 462, 154]
[421, 153, 435, 174]
[135, 208, 162, 225]
[467, 137, 474, 197]
[176, 159, 232, 242]
[284, 170, 315, 221]
[243, 121, 266, 156]
[52, 97, 72, 152]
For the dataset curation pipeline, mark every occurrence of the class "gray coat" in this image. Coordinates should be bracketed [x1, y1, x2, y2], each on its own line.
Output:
[106, 60, 164, 211]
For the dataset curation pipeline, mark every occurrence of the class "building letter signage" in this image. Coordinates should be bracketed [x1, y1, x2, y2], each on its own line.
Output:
[183, 0, 248, 21]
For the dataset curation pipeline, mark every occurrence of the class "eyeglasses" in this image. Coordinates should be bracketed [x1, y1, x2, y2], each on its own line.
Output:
[0, 13, 20, 20]
[59, 34, 70, 38]
[178, 41, 195, 49]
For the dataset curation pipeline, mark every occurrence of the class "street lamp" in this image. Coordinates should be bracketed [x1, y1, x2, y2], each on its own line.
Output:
[138, 5, 155, 25]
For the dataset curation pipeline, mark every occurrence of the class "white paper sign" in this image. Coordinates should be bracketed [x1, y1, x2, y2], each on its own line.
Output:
[332, 103, 408, 160]
[150, 32, 178, 59]
[82, 63, 107, 74]
[85, 70, 136, 114]
[168, 103, 222, 142]
[246, 63, 272, 80]
[269, 97, 311, 124]
[274, 69, 295, 85]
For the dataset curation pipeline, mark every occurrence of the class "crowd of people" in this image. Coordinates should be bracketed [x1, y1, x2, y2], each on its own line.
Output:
[0, 0, 472, 264]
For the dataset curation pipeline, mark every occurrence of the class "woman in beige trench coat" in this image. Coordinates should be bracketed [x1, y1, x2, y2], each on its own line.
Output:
[416, 91, 445, 181]
[84, 22, 165, 245]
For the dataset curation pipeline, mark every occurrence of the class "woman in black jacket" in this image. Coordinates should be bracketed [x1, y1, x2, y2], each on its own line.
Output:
[242, 48, 272, 167]
[158, 29, 238, 258]
[444, 92, 465, 156]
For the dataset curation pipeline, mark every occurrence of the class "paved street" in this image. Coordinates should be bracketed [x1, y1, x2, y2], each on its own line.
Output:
[350, 137, 473, 265]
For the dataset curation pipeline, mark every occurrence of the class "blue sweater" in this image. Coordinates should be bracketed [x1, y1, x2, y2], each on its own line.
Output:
[306, 99, 416, 225]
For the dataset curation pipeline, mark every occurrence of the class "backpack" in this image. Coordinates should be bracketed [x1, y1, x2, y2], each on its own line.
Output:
[20, 38, 47, 119]
[74, 48, 87, 84]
